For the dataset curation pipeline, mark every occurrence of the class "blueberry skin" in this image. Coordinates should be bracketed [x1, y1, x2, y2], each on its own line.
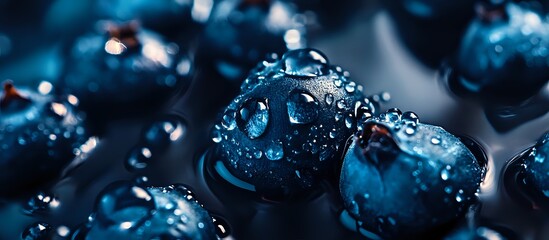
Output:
[340, 112, 484, 239]
[505, 131, 549, 211]
[82, 182, 217, 240]
[196, 0, 300, 82]
[214, 48, 376, 197]
[385, 0, 476, 68]
[60, 25, 192, 123]
[451, 2, 549, 105]
[0, 85, 90, 198]
[94, 0, 203, 40]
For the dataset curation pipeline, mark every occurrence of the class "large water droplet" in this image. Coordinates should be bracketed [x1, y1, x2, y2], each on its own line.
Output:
[287, 89, 319, 125]
[281, 49, 330, 77]
[221, 110, 237, 130]
[384, 108, 402, 123]
[325, 93, 334, 106]
[236, 98, 270, 139]
[402, 111, 420, 126]
[265, 141, 284, 161]
[95, 182, 155, 228]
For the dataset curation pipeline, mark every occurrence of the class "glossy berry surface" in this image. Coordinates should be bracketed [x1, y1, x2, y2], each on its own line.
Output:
[212, 48, 377, 197]
[505, 131, 549, 211]
[196, 0, 304, 82]
[60, 23, 192, 122]
[450, 2, 549, 105]
[0, 81, 91, 198]
[79, 182, 217, 240]
[340, 109, 485, 239]
[94, 0, 204, 40]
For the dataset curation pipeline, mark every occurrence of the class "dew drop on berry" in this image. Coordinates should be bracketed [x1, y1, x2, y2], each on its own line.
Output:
[281, 49, 330, 77]
[142, 115, 185, 150]
[287, 89, 319, 125]
[265, 140, 284, 161]
[236, 98, 270, 139]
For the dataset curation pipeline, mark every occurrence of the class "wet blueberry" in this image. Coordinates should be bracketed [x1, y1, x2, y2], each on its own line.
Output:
[78, 181, 219, 239]
[212, 48, 379, 197]
[504, 131, 549, 211]
[0, 81, 92, 198]
[196, 0, 305, 82]
[386, 0, 476, 67]
[60, 22, 193, 125]
[94, 0, 206, 41]
[449, 1, 549, 105]
[339, 109, 485, 239]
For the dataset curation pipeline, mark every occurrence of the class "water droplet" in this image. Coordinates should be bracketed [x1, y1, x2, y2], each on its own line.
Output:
[402, 111, 420, 126]
[221, 110, 237, 130]
[535, 152, 545, 163]
[345, 82, 356, 93]
[236, 98, 270, 139]
[125, 147, 153, 172]
[325, 94, 334, 106]
[431, 136, 441, 145]
[336, 99, 346, 110]
[265, 141, 284, 161]
[281, 49, 329, 77]
[345, 116, 353, 129]
[212, 130, 222, 143]
[384, 108, 402, 122]
[287, 89, 319, 125]
[254, 150, 263, 159]
[24, 191, 60, 215]
[440, 169, 450, 181]
[405, 125, 416, 135]
[22, 222, 52, 240]
[444, 186, 453, 194]
[456, 189, 464, 203]
[142, 115, 185, 150]
[212, 216, 231, 238]
[95, 182, 155, 227]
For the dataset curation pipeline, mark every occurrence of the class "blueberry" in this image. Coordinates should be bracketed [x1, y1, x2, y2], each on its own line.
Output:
[80, 182, 218, 239]
[286, 0, 367, 29]
[60, 22, 193, 124]
[339, 109, 485, 239]
[385, 0, 476, 67]
[448, 1, 549, 105]
[212, 48, 378, 197]
[0, 81, 91, 198]
[94, 0, 204, 41]
[196, 0, 305, 82]
[504, 131, 549, 211]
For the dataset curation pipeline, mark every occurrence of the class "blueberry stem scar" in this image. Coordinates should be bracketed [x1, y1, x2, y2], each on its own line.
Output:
[0, 80, 31, 110]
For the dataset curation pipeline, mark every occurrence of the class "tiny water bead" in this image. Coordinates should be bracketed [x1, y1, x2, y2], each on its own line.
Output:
[504, 131, 549, 211]
[124, 146, 154, 172]
[0, 81, 92, 199]
[340, 109, 485, 239]
[140, 115, 186, 151]
[213, 48, 381, 196]
[60, 22, 192, 122]
[79, 182, 219, 239]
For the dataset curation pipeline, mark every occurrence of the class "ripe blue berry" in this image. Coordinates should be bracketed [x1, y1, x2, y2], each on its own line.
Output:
[339, 109, 485, 239]
[212, 48, 378, 197]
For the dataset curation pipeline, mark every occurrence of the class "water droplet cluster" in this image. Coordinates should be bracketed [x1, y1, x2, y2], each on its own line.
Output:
[0, 84, 92, 198]
[77, 182, 218, 240]
[339, 109, 485, 238]
[212, 48, 381, 195]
